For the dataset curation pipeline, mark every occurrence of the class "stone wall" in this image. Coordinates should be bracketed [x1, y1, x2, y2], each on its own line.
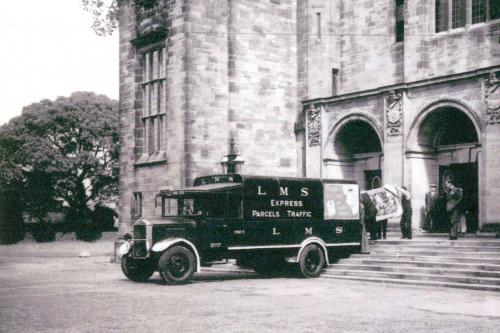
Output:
[118, 0, 300, 231]
[335, 0, 499, 93]
[118, 0, 188, 232]
[317, 70, 499, 229]
[181, 0, 230, 182]
[118, 0, 139, 232]
[405, 1, 500, 82]
[304, 0, 500, 229]
[302, 0, 339, 99]
[338, 0, 404, 94]
[224, 0, 298, 176]
[118, 0, 500, 231]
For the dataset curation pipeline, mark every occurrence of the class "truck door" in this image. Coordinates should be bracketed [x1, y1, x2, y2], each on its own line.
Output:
[196, 193, 233, 252]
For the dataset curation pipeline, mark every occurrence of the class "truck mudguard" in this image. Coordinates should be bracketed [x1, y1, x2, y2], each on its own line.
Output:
[151, 238, 201, 273]
[296, 237, 330, 266]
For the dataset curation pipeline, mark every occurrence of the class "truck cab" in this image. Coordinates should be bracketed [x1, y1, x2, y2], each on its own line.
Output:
[119, 174, 362, 284]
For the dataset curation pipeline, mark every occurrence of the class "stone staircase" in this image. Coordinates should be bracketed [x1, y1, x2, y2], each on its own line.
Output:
[324, 236, 500, 292]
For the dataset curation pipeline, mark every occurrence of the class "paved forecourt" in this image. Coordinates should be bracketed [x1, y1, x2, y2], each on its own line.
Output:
[1, 240, 500, 332]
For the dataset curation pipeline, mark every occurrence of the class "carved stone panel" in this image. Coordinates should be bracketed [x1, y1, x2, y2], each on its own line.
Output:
[385, 90, 403, 136]
[135, 0, 171, 37]
[485, 71, 500, 125]
[306, 103, 321, 147]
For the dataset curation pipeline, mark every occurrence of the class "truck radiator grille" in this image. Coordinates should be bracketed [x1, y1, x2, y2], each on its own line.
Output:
[133, 240, 148, 258]
[134, 225, 146, 239]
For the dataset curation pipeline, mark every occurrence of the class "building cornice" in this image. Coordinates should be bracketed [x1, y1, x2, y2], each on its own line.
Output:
[303, 66, 500, 106]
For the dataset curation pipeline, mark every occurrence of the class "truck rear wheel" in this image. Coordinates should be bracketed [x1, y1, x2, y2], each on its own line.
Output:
[158, 246, 196, 285]
[298, 244, 325, 278]
[121, 255, 155, 282]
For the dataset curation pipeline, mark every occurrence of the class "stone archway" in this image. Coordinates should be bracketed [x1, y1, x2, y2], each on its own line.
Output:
[324, 114, 383, 190]
[407, 101, 481, 232]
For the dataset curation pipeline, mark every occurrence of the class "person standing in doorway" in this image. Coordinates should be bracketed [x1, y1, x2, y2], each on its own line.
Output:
[444, 178, 463, 240]
[425, 184, 439, 232]
[399, 186, 412, 239]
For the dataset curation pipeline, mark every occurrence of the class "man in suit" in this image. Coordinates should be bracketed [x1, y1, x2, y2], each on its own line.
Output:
[445, 178, 463, 240]
[425, 184, 439, 232]
[361, 192, 379, 240]
[399, 186, 412, 239]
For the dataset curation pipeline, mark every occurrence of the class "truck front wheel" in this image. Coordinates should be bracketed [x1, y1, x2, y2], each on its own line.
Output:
[121, 255, 155, 282]
[298, 244, 325, 278]
[158, 246, 196, 285]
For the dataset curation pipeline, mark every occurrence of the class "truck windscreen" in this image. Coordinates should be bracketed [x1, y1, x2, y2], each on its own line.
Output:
[162, 194, 242, 218]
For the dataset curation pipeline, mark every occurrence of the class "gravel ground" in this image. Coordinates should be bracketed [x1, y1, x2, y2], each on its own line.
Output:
[1, 240, 500, 333]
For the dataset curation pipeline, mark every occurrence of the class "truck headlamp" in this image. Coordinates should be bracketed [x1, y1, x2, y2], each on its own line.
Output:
[118, 241, 131, 256]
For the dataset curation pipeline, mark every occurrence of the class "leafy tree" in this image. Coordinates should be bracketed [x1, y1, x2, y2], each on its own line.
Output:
[1, 92, 119, 230]
[82, 0, 119, 36]
[82, 0, 156, 36]
[0, 133, 25, 243]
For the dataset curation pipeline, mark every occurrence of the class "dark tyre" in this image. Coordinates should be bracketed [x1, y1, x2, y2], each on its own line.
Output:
[299, 244, 325, 278]
[158, 246, 196, 285]
[121, 255, 155, 282]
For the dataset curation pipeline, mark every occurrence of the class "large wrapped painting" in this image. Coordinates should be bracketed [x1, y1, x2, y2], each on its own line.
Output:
[362, 185, 402, 221]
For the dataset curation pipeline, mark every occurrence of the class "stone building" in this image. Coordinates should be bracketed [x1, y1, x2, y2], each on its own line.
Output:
[118, 0, 500, 232]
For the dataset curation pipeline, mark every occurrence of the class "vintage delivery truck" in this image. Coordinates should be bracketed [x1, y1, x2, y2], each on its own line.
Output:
[119, 174, 362, 284]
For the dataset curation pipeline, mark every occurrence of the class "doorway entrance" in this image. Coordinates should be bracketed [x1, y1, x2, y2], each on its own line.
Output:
[365, 169, 382, 190]
[407, 103, 481, 232]
[325, 117, 383, 190]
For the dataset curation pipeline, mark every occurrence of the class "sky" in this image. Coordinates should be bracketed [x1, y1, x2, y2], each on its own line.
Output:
[0, 0, 118, 126]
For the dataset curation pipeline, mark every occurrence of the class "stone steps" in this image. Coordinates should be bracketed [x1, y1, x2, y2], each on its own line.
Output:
[324, 268, 500, 286]
[328, 263, 500, 278]
[384, 232, 499, 239]
[372, 244, 500, 252]
[369, 249, 500, 259]
[327, 236, 500, 291]
[320, 274, 500, 292]
[339, 258, 500, 272]
[375, 239, 500, 247]
[350, 253, 500, 265]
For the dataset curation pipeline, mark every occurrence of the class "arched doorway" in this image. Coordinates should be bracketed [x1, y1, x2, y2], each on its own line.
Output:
[407, 103, 481, 232]
[324, 116, 383, 190]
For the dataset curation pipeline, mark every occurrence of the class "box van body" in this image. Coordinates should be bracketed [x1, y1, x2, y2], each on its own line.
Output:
[119, 174, 362, 284]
